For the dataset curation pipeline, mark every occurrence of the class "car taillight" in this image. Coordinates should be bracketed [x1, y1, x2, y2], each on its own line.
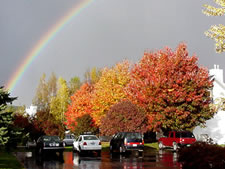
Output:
[83, 142, 87, 146]
[99, 141, 101, 145]
[142, 139, 144, 145]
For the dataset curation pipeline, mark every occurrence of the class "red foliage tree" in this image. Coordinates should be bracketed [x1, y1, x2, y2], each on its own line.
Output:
[35, 111, 64, 137]
[13, 114, 43, 141]
[100, 100, 148, 136]
[125, 43, 214, 131]
[64, 83, 94, 132]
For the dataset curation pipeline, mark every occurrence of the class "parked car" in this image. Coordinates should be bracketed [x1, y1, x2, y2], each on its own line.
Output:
[73, 133, 102, 155]
[26, 140, 36, 149]
[110, 132, 144, 154]
[63, 134, 76, 146]
[36, 135, 64, 156]
[158, 131, 196, 151]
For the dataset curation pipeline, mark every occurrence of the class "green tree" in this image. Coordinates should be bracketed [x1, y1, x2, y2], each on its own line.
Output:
[0, 87, 17, 148]
[50, 77, 70, 123]
[203, 0, 225, 53]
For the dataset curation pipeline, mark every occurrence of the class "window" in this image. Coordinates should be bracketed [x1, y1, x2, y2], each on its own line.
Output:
[170, 132, 174, 138]
[126, 133, 142, 139]
[43, 136, 60, 141]
[84, 136, 98, 140]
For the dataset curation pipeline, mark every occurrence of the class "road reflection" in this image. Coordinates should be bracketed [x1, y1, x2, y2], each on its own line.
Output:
[15, 149, 181, 169]
[72, 153, 101, 169]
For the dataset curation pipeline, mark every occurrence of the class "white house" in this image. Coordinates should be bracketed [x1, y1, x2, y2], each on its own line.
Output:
[193, 65, 225, 144]
[25, 104, 37, 117]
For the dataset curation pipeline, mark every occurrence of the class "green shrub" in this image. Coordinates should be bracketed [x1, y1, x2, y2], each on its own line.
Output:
[178, 142, 225, 169]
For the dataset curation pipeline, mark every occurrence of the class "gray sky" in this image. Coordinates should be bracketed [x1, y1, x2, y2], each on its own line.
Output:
[0, 0, 225, 106]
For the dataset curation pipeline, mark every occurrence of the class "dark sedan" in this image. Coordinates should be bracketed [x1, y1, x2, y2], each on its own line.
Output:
[36, 135, 64, 156]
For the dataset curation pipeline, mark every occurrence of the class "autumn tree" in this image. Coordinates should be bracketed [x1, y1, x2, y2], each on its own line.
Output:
[35, 110, 64, 137]
[33, 73, 57, 111]
[13, 113, 43, 143]
[91, 61, 131, 126]
[203, 0, 225, 53]
[14, 105, 25, 116]
[100, 100, 148, 136]
[48, 72, 57, 97]
[33, 73, 68, 137]
[68, 76, 81, 96]
[73, 114, 98, 136]
[84, 67, 102, 84]
[64, 83, 94, 132]
[125, 44, 215, 131]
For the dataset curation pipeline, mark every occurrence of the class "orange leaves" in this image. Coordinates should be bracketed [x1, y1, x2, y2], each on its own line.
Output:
[64, 43, 214, 133]
[91, 61, 131, 126]
[64, 83, 94, 132]
[126, 43, 214, 131]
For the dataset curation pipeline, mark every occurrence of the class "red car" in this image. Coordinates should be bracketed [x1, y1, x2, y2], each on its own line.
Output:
[158, 131, 196, 151]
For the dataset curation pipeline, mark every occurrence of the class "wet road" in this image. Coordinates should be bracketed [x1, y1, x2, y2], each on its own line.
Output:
[15, 149, 182, 169]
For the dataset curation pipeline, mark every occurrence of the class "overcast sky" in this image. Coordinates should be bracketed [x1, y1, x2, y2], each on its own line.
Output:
[1, 0, 225, 106]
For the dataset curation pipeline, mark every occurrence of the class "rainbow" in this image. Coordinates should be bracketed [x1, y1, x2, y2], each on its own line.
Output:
[5, 0, 94, 93]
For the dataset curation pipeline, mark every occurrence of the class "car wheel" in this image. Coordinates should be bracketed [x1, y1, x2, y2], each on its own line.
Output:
[158, 141, 164, 150]
[173, 142, 178, 151]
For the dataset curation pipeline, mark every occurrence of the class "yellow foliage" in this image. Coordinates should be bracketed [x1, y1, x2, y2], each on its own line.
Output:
[91, 60, 131, 126]
[203, 0, 225, 53]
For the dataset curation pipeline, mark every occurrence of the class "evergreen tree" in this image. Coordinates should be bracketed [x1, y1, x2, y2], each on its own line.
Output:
[0, 86, 17, 148]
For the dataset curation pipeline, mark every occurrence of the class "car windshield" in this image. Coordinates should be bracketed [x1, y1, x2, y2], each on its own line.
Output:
[43, 136, 60, 141]
[83, 136, 98, 140]
[126, 133, 142, 139]
[65, 135, 72, 139]
[176, 132, 195, 138]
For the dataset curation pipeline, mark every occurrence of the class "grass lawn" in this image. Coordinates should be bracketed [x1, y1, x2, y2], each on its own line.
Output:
[144, 142, 159, 150]
[0, 150, 24, 169]
[101, 142, 110, 151]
